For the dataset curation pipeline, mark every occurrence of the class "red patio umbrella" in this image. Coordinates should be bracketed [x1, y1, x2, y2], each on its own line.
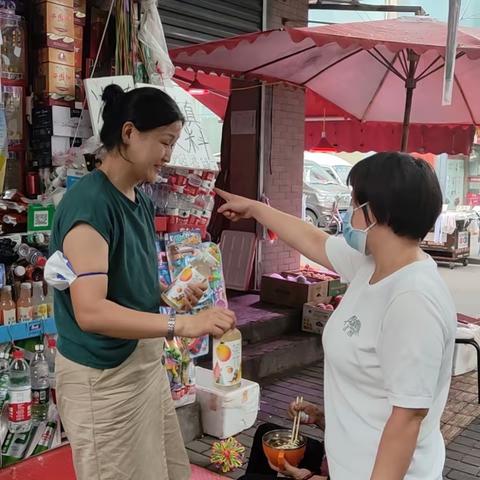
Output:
[171, 16, 480, 153]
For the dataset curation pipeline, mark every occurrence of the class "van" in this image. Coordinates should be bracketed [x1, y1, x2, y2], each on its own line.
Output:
[304, 151, 352, 187]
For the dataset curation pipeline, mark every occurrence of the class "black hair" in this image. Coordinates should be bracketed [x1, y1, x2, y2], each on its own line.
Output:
[347, 152, 443, 241]
[100, 84, 185, 150]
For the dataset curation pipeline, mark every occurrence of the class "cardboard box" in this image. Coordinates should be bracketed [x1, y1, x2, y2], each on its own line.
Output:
[35, 62, 75, 101]
[35, 1, 75, 52]
[328, 279, 348, 297]
[32, 105, 92, 139]
[74, 0, 86, 25]
[74, 25, 83, 73]
[35, 0, 74, 6]
[302, 303, 333, 335]
[39, 48, 74, 67]
[261, 274, 330, 308]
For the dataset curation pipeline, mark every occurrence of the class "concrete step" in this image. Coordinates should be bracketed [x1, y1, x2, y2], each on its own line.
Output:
[229, 292, 302, 344]
[199, 333, 323, 384]
[241, 333, 324, 383]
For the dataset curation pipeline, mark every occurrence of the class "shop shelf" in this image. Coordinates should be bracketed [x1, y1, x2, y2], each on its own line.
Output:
[0, 317, 56, 343]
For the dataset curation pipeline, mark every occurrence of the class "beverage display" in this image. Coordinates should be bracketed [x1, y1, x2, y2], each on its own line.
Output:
[16, 244, 47, 267]
[212, 328, 242, 389]
[8, 350, 32, 433]
[45, 284, 54, 317]
[44, 337, 57, 404]
[16, 283, 33, 322]
[32, 421, 57, 455]
[0, 285, 16, 325]
[0, 352, 10, 408]
[32, 281, 48, 320]
[30, 344, 50, 424]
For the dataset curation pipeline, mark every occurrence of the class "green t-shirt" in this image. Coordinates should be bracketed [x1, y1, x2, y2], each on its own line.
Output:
[50, 169, 160, 369]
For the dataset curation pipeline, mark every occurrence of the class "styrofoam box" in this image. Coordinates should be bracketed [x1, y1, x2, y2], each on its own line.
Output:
[195, 366, 260, 439]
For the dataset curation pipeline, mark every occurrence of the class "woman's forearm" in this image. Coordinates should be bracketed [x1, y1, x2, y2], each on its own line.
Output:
[251, 201, 331, 268]
[370, 409, 425, 480]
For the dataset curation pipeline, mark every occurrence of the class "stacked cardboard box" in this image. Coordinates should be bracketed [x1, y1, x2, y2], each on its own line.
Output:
[33, 0, 75, 103]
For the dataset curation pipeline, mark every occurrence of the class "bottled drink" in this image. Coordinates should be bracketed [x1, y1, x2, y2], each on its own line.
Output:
[8, 350, 32, 433]
[0, 286, 16, 325]
[45, 285, 54, 318]
[30, 344, 49, 425]
[32, 281, 47, 320]
[32, 421, 57, 455]
[212, 327, 242, 389]
[16, 244, 46, 267]
[0, 351, 10, 408]
[44, 337, 57, 404]
[17, 283, 33, 323]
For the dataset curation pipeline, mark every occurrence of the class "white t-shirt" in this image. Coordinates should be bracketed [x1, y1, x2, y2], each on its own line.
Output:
[323, 236, 456, 480]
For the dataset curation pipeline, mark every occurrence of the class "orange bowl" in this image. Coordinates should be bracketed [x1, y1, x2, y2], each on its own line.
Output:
[262, 429, 306, 470]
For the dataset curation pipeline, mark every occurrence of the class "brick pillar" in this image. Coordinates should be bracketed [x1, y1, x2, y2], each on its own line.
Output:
[260, 0, 308, 275]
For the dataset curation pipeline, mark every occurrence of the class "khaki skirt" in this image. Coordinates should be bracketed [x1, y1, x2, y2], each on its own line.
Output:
[56, 339, 191, 480]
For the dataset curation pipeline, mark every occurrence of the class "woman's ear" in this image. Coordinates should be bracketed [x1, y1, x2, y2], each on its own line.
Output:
[121, 121, 135, 145]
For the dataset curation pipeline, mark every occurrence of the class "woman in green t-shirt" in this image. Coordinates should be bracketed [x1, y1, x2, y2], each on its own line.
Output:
[50, 84, 236, 480]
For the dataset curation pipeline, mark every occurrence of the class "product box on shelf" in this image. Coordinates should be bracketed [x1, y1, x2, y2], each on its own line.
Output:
[34, 0, 75, 52]
[74, 0, 86, 25]
[74, 25, 83, 73]
[34, 62, 75, 102]
[38, 47, 74, 67]
[32, 106, 92, 139]
[260, 269, 335, 308]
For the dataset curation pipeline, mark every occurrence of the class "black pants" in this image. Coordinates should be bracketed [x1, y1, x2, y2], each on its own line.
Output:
[239, 423, 325, 480]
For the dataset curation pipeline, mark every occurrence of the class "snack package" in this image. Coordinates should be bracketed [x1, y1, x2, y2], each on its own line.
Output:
[155, 234, 171, 292]
[164, 336, 196, 408]
[165, 230, 202, 281]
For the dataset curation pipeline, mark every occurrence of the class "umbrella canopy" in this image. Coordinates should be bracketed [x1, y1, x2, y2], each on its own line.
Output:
[171, 16, 480, 152]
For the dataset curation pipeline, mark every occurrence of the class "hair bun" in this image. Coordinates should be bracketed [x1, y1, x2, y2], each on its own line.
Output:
[101, 84, 125, 120]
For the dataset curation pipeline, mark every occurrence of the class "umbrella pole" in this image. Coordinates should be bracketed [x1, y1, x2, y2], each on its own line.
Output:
[401, 50, 419, 152]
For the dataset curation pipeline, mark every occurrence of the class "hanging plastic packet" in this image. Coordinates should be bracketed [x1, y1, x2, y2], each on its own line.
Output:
[44, 251, 107, 290]
[163, 336, 196, 408]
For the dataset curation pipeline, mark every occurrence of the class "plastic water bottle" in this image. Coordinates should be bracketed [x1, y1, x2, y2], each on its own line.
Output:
[0, 352, 10, 408]
[30, 344, 49, 425]
[44, 337, 57, 404]
[8, 350, 32, 433]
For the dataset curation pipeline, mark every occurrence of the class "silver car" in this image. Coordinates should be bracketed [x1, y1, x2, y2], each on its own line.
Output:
[303, 160, 351, 232]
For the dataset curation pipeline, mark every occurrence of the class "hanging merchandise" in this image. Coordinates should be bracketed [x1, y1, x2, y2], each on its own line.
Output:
[138, 0, 175, 85]
[115, 0, 145, 81]
[163, 335, 196, 408]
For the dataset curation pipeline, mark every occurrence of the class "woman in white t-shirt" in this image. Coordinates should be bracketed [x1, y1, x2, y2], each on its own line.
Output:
[216, 152, 456, 480]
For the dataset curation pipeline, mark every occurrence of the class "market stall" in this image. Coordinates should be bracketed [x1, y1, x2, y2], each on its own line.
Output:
[421, 210, 479, 268]
[0, 0, 259, 473]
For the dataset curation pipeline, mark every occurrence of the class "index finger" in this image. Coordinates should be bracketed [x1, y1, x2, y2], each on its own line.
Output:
[214, 188, 233, 201]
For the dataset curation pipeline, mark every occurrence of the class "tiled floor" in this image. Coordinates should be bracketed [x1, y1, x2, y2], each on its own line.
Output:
[187, 362, 480, 479]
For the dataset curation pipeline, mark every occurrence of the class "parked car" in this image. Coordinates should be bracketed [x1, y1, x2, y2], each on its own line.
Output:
[303, 160, 351, 232]
[304, 151, 352, 187]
